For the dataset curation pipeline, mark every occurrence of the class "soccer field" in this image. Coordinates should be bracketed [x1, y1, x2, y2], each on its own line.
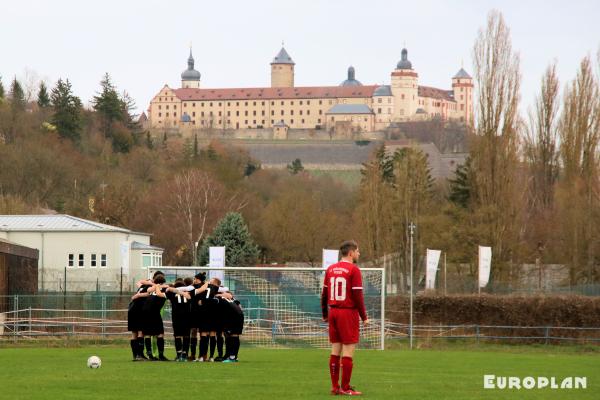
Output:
[0, 346, 597, 399]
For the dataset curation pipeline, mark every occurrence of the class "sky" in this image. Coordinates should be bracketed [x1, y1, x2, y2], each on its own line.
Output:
[2, 0, 599, 115]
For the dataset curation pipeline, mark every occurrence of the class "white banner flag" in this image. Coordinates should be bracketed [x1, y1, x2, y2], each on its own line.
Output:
[478, 246, 492, 288]
[425, 249, 441, 289]
[209, 246, 226, 281]
[322, 249, 340, 269]
[120, 241, 130, 275]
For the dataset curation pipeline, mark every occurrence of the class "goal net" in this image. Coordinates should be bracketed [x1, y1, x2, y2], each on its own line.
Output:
[148, 266, 385, 350]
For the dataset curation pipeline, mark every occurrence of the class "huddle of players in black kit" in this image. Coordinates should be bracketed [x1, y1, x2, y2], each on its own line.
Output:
[127, 271, 244, 362]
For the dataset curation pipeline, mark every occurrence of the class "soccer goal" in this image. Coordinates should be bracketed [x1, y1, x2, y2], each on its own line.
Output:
[148, 266, 385, 350]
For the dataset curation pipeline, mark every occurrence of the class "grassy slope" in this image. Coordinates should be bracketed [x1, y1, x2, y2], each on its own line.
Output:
[0, 347, 597, 399]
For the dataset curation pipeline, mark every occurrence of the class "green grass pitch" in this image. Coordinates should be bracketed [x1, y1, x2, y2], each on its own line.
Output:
[0, 346, 597, 399]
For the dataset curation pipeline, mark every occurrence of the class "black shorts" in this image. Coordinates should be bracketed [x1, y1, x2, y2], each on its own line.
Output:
[224, 315, 244, 335]
[142, 312, 164, 336]
[172, 314, 191, 337]
[127, 307, 143, 332]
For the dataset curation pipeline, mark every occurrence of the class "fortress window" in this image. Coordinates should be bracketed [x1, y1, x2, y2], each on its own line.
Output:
[291, 119, 294, 124]
[218, 102, 222, 106]
[253, 111, 256, 116]
[253, 101, 256, 106]
[307, 110, 310, 115]
[271, 101, 274, 106]
[299, 110, 303, 115]
[318, 119, 321, 124]
[271, 110, 274, 116]
[245, 111, 248, 116]
[271, 120, 274, 124]
[166, 112, 169, 117]
[262, 120, 265, 124]
[301, 119, 305, 124]
[401, 94, 405, 100]
[262, 111, 265, 116]
[299, 101, 303, 105]
[219, 111, 222, 116]
[291, 110, 294, 115]
[253, 120, 256, 124]
[192, 112, 196, 117]
[291, 101, 294, 105]
[202, 112, 205, 117]
[158, 105, 162, 110]
[219, 120, 221, 124]
[281, 110, 284, 115]
[378, 108, 381, 114]
[166, 105, 169, 110]
[174, 112, 177, 117]
[281, 101, 284, 105]
[227, 111, 231, 116]
[319, 110, 322, 115]
[183, 103, 187, 108]
[158, 113, 162, 117]
[210, 102, 213, 107]
[201, 103, 204, 107]
[192, 103, 196, 107]
[159, 97, 162, 101]
[245, 102, 248, 106]
[262, 101, 265, 106]
[227, 102, 230, 106]
[174, 105, 177, 109]
[236, 102, 239, 106]
[307, 100, 311, 105]
[210, 111, 213, 116]
[318, 100, 322, 105]
[244, 120, 248, 124]
[236, 111, 239, 116]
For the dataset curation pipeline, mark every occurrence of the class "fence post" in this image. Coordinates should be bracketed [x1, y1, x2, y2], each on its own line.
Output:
[13, 295, 19, 342]
[28, 307, 32, 334]
[475, 325, 480, 344]
[101, 296, 107, 337]
[544, 326, 550, 345]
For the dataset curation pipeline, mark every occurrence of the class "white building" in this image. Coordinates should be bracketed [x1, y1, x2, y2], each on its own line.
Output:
[0, 215, 163, 292]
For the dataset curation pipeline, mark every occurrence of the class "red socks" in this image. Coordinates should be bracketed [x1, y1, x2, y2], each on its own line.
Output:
[341, 356, 354, 390]
[329, 354, 341, 389]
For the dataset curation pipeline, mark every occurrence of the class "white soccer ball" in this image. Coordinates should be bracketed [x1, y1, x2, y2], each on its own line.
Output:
[87, 355, 101, 369]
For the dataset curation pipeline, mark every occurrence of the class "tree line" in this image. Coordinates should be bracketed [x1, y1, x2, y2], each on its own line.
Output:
[0, 10, 599, 288]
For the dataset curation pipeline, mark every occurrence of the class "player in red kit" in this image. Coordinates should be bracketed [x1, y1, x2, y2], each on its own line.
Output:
[321, 240, 368, 396]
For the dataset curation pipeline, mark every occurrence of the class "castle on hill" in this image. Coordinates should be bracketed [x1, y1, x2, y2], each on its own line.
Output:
[146, 46, 473, 136]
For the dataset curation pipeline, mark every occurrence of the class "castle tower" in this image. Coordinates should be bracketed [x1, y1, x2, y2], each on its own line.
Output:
[181, 48, 201, 89]
[452, 68, 474, 124]
[270, 46, 295, 87]
[339, 66, 362, 86]
[390, 48, 418, 120]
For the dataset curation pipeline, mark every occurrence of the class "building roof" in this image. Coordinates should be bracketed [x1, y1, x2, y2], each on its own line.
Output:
[326, 104, 374, 115]
[131, 241, 163, 251]
[0, 214, 149, 235]
[174, 85, 378, 101]
[418, 86, 455, 102]
[453, 68, 472, 79]
[271, 47, 295, 65]
[373, 85, 392, 96]
[339, 66, 362, 87]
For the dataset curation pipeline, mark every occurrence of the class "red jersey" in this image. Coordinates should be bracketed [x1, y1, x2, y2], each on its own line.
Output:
[321, 261, 367, 321]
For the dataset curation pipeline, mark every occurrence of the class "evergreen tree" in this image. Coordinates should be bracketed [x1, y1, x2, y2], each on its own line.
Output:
[145, 131, 154, 149]
[287, 158, 304, 174]
[0, 76, 5, 100]
[448, 158, 472, 208]
[193, 133, 198, 158]
[10, 77, 26, 111]
[37, 81, 50, 108]
[198, 212, 259, 267]
[93, 73, 123, 126]
[50, 78, 82, 142]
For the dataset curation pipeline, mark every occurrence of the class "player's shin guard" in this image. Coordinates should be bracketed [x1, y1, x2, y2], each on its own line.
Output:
[174, 337, 182, 355]
[190, 337, 197, 358]
[225, 335, 234, 359]
[200, 336, 209, 359]
[182, 336, 190, 357]
[233, 336, 240, 359]
[137, 338, 144, 355]
[157, 337, 165, 356]
[329, 355, 341, 389]
[341, 356, 354, 390]
[209, 336, 216, 358]
[144, 337, 153, 356]
[217, 333, 224, 358]
[130, 339, 137, 358]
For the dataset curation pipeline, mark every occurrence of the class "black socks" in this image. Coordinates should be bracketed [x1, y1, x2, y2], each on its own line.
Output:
[199, 336, 209, 359]
[209, 336, 216, 358]
[217, 334, 224, 357]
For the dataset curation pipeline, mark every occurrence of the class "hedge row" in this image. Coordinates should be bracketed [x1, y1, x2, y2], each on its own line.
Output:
[386, 294, 600, 327]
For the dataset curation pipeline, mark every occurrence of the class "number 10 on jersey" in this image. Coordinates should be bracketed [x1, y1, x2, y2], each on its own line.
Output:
[329, 277, 347, 301]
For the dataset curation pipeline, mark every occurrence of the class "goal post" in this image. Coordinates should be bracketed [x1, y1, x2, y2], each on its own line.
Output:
[148, 266, 385, 350]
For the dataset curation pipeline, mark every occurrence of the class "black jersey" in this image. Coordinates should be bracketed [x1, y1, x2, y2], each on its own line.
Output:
[142, 287, 167, 313]
[166, 290, 192, 317]
[128, 284, 151, 311]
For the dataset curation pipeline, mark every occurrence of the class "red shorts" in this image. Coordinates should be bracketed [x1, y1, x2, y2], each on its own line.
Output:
[328, 307, 359, 344]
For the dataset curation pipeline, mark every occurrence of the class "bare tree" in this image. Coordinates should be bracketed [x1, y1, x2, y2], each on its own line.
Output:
[471, 10, 524, 282]
[557, 56, 600, 284]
